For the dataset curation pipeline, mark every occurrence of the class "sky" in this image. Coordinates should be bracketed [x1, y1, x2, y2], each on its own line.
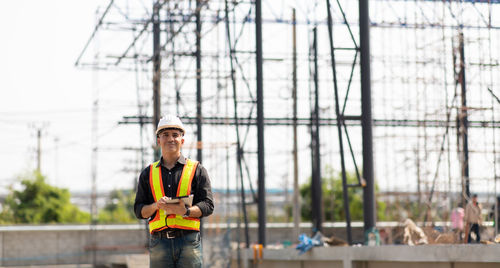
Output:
[0, 0, 311, 197]
[0, 0, 328, 196]
[1, 0, 499, 200]
[0, 1, 115, 193]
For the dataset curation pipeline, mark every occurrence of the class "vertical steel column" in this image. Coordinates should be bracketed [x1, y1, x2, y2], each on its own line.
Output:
[255, 0, 266, 246]
[292, 8, 300, 239]
[359, 0, 376, 232]
[195, 0, 204, 237]
[311, 27, 323, 233]
[309, 29, 316, 234]
[153, 2, 161, 158]
[459, 30, 470, 199]
[196, 0, 202, 163]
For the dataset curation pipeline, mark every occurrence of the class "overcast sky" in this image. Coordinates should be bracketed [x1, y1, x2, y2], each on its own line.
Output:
[0, 1, 123, 193]
[1, 1, 499, 199]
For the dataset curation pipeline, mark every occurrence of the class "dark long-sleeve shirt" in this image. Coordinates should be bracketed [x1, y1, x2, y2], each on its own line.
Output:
[134, 154, 214, 221]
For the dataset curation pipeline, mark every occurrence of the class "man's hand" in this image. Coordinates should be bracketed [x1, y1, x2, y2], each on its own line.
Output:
[157, 197, 188, 215]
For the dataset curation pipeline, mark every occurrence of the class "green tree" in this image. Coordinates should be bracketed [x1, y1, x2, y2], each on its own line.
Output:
[300, 167, 387, 222]
[0, 171, 89, 224]
[98, 189, 136, 223]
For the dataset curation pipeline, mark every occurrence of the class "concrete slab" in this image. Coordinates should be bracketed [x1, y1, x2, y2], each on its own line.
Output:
[241, 245, 500, 268]
[363, 262, 450, 268]
[303, 260, 343, 268]
[107, 253, 148, 268]
[454, 263, 500, 268]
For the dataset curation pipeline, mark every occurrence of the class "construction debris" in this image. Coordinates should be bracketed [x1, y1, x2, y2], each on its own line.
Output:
[495, 235, 500, 244]
[295, 232, 324, 254]
[403, 219, 428, 245]
[324, 235, 349, 247]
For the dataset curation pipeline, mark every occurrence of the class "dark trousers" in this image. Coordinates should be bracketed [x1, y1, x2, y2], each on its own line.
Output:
[149, 231, 202, 268]
[467, 223, 480, 243]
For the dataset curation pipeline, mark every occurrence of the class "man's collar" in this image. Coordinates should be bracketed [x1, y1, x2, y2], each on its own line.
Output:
[178, 154, 186, 164]
[156, 154, 186, 168]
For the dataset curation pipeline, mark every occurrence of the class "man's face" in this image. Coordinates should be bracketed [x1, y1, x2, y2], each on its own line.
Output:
[157, 129, 184, 155]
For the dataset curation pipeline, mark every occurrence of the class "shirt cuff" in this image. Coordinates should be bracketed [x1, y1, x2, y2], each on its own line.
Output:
[135, 204, 146, 219]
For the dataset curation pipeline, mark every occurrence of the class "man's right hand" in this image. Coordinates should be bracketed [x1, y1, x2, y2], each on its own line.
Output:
[140, 202, 159, 219]
[158, 197, 187, 215]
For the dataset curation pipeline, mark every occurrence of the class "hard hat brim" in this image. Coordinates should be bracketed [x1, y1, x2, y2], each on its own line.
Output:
[156, 125, 185, 135]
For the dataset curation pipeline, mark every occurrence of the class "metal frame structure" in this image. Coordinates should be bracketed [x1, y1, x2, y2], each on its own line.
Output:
[75, 0, 500, 250]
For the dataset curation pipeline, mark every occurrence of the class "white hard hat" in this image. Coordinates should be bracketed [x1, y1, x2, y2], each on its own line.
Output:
[156, 115, 185, 135]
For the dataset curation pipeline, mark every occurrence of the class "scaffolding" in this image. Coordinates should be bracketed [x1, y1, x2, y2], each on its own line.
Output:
[75, 0, 500, 251]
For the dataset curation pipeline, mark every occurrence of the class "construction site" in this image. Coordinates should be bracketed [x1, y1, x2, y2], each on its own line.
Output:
[1, 0, 500, 267]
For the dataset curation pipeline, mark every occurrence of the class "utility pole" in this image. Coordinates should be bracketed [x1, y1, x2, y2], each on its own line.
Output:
[32, 124, 47, 174]
[90, 9, 100, 265]
[54, 137, 59, 185]
[153, 1, 161, 159]
[36, 129, 41, 173]
[291, 8, 300, 240]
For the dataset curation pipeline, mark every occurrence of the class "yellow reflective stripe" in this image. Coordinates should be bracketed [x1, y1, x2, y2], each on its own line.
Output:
[149, 158, 200, 232]
[150, 218, 165, 231]
[149, 160, 167, 233]
[151, 161, 163, 201]
[168, 158, 200, 231]
[177, 159, 196, 196]
[166, 215, 200, 230]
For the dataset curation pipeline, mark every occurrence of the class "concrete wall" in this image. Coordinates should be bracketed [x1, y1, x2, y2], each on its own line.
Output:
[239, 245, 500, 268]
[0, 224, 497, 267]
[0, 225, 149, 267]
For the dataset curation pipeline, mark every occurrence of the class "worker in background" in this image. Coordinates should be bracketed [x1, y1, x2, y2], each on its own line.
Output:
[464, 194, 482, 243]
[450, 204, 464, 241]
[134, 115, 214, 268]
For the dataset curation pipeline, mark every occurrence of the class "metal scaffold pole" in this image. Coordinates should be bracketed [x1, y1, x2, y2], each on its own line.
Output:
[256, 0, 266, 247]
[153, 1, 161, 159]
[359, 0, 376, 234]
[196, 0, 203, 163]
[292, 8, 300, 240]
[458, 30, 470, 201]
[311, 27, 323, 234]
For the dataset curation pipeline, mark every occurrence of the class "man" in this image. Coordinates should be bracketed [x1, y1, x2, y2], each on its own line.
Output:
[134, 115, 214, 267]
[464, 194, 482, 243]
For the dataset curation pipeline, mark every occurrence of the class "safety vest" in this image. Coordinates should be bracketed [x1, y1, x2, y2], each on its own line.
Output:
[148, 158, 200, 233]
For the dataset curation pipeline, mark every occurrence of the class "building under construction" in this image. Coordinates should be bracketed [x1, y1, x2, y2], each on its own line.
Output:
[62, 0, 500, 266]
